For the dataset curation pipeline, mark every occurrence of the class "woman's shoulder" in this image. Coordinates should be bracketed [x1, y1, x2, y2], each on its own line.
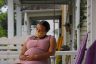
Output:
[47, 35, 56, 40]
[23, 35, 35, 41]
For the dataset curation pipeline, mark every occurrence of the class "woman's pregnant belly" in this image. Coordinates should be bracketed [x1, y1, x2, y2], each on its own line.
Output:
[24, 47, 44, 55]
[21, 48, 49, 64]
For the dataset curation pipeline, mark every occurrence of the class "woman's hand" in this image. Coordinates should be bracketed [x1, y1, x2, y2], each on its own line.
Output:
[19, 55, 28, 60]
[26, 54, 38, 61]
[26, 55, 34, 61]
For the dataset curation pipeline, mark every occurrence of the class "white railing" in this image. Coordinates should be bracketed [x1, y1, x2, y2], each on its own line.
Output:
[0, 37, 77, 64]
[55, 51, 77, 64]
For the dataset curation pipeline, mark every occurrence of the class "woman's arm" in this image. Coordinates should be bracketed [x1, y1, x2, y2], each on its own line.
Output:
[26, 36, 56, 61]
[19, 41, 28, 60]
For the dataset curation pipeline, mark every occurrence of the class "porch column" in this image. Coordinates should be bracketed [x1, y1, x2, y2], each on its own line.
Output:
[8, 0, 14, 38]
[16, 5, 22, 36]
[27, 18, 31, 35]
[91, 0, 96, 43]
[87, 0, 92, 48]
[75, 0, 80, 49]
[23, 12, 28, 36]
[71, 1, 76, 50]
[24, 12, 31, 36]
[87, 0, 96, 47]
[61, 5, 68, 45]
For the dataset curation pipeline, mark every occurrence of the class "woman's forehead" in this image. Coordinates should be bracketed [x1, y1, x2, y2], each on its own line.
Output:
[36, 24, 45, 28]
[36, 24, 46, 30]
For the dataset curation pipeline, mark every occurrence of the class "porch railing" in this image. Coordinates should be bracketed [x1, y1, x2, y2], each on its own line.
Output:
[0, 37, 77, 64]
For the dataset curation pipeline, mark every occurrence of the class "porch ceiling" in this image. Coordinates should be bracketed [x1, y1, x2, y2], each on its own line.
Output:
[25, 9, 61, 20]
[20, 0, 72, 4]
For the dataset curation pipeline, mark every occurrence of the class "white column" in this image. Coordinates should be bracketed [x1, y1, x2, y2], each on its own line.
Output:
[23, 12, 28, 36]
[87, 0, 96, 48]
[72, 1, 76, 50]
[24, 12, 30, 36]
[27, 18, 31, 35]
[91, 0, 96, 43]
[62, 5, 68, 45]
[87, 0, 92, 48]
[16, 5, 22, 36]
[8, 0, 14, 38]
[75, 0, 80, 49]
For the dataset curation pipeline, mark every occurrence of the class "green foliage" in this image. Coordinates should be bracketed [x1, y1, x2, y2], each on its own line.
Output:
[0, 0, 4, 8]
[0, 13, 7, 22]
[0, 0, 7, 37]
[56, 55, 62, 64]
[0, 13, 7, 29]
[0, 13, 7, 37]
[78, 0, 87, 28]
[0, 27, 7, 37]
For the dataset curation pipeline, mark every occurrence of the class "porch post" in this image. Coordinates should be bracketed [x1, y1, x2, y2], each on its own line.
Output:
[27, 18, 31, 35]
[71, 1, 76, 50]
[75, 0, 80, 49]
[16, 5, 22, 36]
[87, 0, 96, 48]
[8, 0, 14, 38]
[61, 5, 68, 45]
[91, 0, 96, 43]
[23, 12, 28, 36]
[24, 12, 30, 36]
[87, 0, 92, 48]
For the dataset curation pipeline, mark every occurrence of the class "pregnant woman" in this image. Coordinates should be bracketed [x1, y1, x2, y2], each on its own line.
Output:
[19, 20, 56, 64]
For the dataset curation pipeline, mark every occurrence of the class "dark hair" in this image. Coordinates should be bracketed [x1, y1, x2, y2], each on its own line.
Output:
[38, 20, 50, 32]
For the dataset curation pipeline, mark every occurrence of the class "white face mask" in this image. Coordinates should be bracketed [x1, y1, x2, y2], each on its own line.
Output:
[35, 31, 46, 38]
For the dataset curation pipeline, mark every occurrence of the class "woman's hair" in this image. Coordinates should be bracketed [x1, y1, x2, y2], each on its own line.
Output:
[38, 20, 50, 32]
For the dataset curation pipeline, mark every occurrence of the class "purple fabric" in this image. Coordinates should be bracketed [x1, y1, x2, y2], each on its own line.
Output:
[85, 40, 96, 64]
[75, 33, 88, 64]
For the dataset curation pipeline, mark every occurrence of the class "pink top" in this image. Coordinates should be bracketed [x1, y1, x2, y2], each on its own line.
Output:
[21, 35, 55, 64]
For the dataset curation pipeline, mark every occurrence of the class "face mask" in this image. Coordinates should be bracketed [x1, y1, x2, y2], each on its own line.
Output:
[35, 31, 46, 38]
